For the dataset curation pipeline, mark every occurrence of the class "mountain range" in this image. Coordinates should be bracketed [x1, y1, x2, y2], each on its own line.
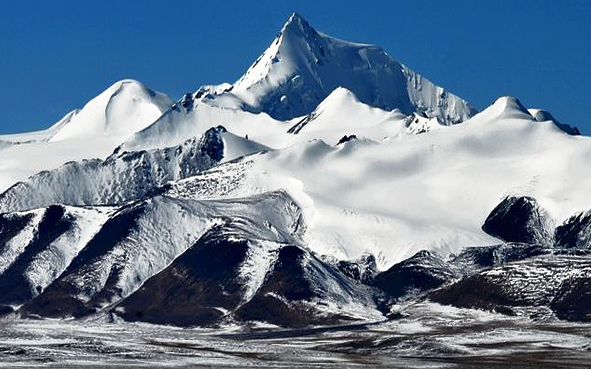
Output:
[0, 13, 590, 328]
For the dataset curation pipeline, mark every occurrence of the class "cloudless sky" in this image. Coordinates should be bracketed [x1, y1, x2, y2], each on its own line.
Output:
[1, 0, 590, 134]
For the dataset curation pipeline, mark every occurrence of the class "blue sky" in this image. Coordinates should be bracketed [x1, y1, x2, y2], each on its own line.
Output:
[1, 0, 589, 134]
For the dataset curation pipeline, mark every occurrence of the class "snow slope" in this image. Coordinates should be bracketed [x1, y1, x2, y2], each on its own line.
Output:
[165, 96, 591, 270]
[118, 99, 289, 152]
[120, 86, 422, 153]
[0, 110, 79, 145]
[0, 80, 173, 192]
[529, 108, 581, 135]
[22, 197, 222, 317]
[0, 127, 267, 213]
[287, 87, 410, 143]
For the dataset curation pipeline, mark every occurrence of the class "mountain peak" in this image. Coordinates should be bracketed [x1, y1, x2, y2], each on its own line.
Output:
[231, 14, 476, 124]
[280, 13, 317, 40]
[487, 96, 533, 120]
[321, 87, 360, 105]
[495, 96, 525, 108]
[282, 12, 308, 30]
[529, 108, 581, 135]
[48, 80, 173, 143]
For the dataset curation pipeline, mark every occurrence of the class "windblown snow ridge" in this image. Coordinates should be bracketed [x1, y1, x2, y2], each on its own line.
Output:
[0, 126, 267, 213]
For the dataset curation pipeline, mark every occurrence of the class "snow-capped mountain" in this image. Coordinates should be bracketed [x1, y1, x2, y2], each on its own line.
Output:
[0, 12, 590, 329]
[0, 79, 172, 192]
[287, 87, 409, 137]
[49, 79, 172, 143]
[119, 13, 477, 153]
[229, 13, 476, 124]
[118, 85, 412, 153]
[1, 187, 382, 326]
[222, 95, 591, 268]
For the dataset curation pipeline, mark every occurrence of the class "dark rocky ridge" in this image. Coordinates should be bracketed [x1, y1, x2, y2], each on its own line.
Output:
[482, 195, 554, 245]
[426, 196, 591, 321]
[116, 222, 379, 328]
[451, 243, 549, 269]
[0, 212, 34, 249]
[114, 223, 252, 327]
[232, 244, 380, 328]
[233, 245, 349, 328]
[373, 251, 457, 301]
[336, 253, 377, 283]
[554, 210, 591, 248]
[21, 203, 147, 319]
[336, 135, 358, 145]
[550, 277, 591, 321]
[430, 254, 591, 319]
[0, 205, 75, 306]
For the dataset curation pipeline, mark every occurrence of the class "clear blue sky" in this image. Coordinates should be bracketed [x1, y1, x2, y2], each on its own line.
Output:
[1, 0, 589, 134]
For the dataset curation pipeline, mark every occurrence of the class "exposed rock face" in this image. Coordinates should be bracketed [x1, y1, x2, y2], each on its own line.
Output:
[113, 224, 254, 327]
[482, 196, 554, 245]
[287, 108, 321, 134]
[429, 199, 591, 321]
[554, 210, 591, 249]
[430, 274, 521, 316]
[372, 243, 550, 306]
[373, 251, 457, 300]
[429, 200, 591, 322]
[0, 211, 35, 249]
[336, 135, 358, 145]
[116, 224, 381, 328]
[404, 113, 442, 134]
[232, 243, 381, 328]
[0, 205, 74, 306]
[550, 277, 591, 321]
[430, 254, 591, 320]
[336, 253, 377, 283]
[233, 245, 352, 328]
[198, 125, 226, 162]
[452, 243, 549, 269]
